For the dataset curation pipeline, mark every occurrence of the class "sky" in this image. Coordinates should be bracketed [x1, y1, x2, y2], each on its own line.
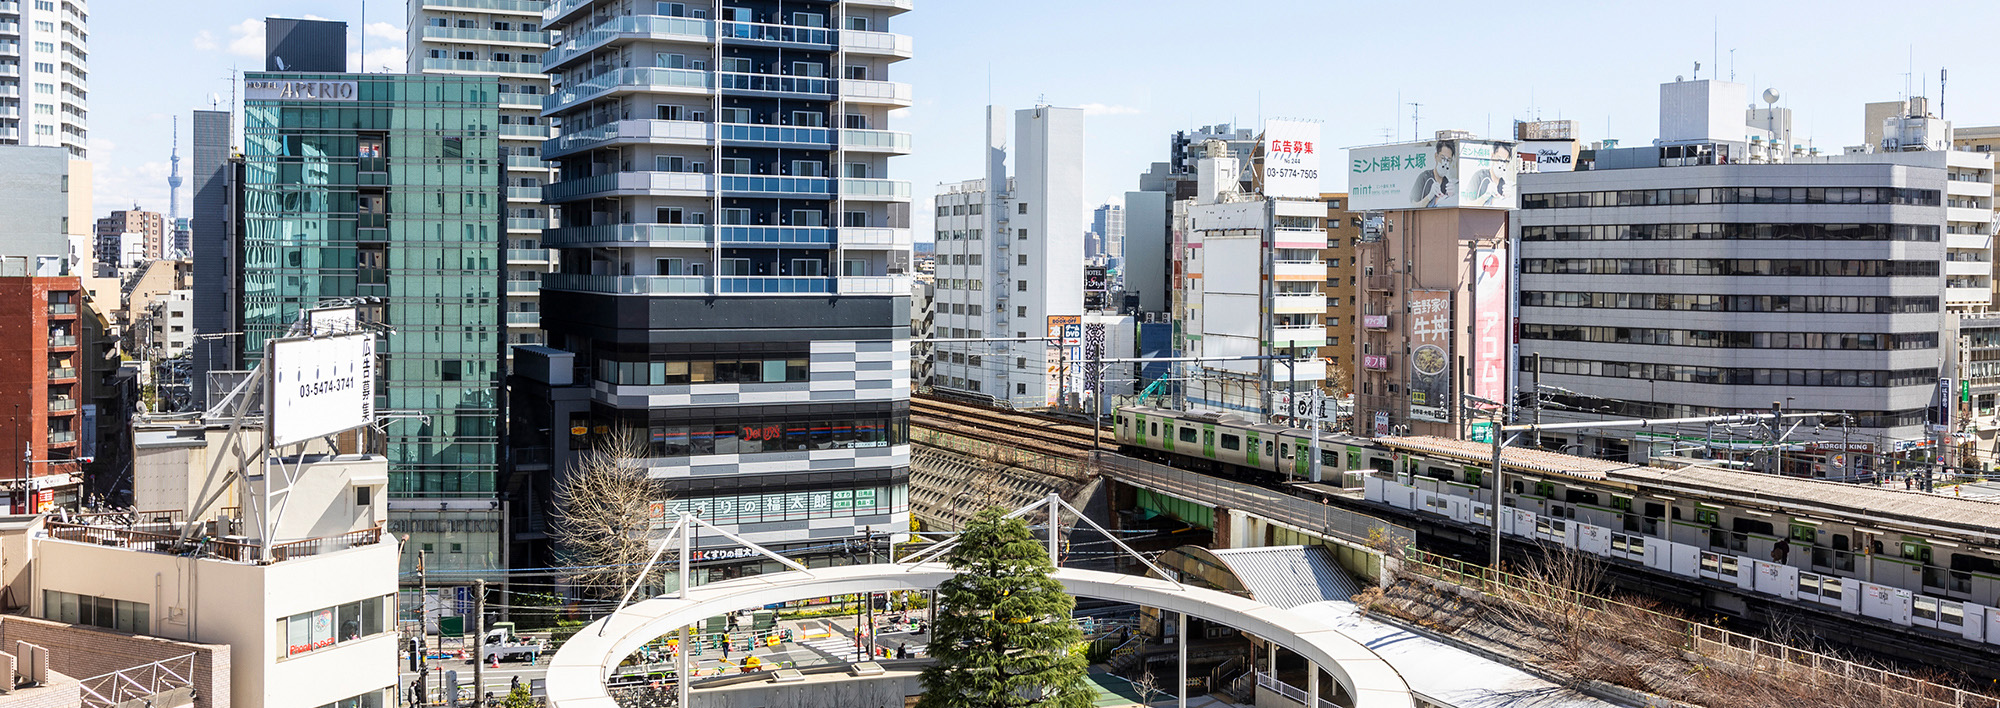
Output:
[86, 0, 2000, 240]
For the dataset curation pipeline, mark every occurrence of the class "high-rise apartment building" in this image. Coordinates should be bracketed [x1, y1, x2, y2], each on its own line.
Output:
[522, 0, 915, 577]
[0, 0, 85, 157]
[407, 0, 558, 348]
[1175, 123, 1330, 418]
[227, 71, 506, 579]
[933, 105, 1086, 408]
[189, 109, 231, 406]
[93, 207, 164, 267]
[0, 259, 86, 513]
[1089, 202, 1123, 263]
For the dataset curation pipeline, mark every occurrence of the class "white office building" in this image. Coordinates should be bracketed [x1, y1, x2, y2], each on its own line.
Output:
[407, 0, 559, 347]
[932, 105, 1085, 408]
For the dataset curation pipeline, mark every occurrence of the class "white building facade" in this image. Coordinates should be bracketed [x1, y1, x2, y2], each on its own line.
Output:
[931, 105, 1085, 408]
[407, 0, 559, 348]
[0, 0, 86, 157]
[1176, 143, 1328, 417]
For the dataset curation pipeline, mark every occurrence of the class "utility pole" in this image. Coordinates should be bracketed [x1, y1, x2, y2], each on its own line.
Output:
[1530, 353, 1542, 449]
[473, 579, 486, 707]
[417, 548, 428, 706]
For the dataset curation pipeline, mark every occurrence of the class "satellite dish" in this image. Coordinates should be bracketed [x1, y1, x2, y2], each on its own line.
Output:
[1763, 88, 1781, 105]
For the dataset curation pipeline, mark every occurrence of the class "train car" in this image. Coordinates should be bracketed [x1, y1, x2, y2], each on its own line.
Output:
[1114, 405, 1389, 487]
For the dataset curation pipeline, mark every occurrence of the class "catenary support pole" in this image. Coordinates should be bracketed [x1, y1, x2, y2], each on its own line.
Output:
[1177, 611, 1188, 708]
[473, 579, 485, 706]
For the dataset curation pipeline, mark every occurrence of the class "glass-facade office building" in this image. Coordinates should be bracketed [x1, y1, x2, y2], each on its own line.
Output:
[238, 72, 505, 578]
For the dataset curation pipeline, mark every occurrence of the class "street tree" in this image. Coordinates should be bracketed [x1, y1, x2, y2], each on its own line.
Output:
[917, 508, 1091, 708]
[550, 431, 664, 600]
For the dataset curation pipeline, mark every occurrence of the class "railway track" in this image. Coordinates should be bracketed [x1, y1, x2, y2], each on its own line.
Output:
[910, 395, 1114, 458]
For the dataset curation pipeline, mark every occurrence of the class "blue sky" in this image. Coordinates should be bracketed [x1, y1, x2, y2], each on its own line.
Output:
[88, 0, 2000, 240]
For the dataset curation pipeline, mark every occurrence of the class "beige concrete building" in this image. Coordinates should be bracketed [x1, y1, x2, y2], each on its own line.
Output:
[93, 208, 165, 270]
[1319, 192, 1358, 399]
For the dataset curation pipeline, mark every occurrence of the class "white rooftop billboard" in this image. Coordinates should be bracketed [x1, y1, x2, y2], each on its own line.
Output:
[267, 333, 376, 448]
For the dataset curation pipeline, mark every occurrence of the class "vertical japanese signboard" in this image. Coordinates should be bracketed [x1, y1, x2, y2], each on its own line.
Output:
[1929, 378, 1953, 434]
[1260, 119, 1322, 200]
[1473, 247, 1509, 407]
[1407, 291, 1452, 423]
[1045, 315, 1082, 405]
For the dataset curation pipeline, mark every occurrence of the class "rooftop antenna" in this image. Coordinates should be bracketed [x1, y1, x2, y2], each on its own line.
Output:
[1711, 17, 1717, 80]
[358, 0, 365, 71]
[1940, 67, 1948, 120]
[1409, 102, 1422, 141]
[1693, 61, 1701, 80]
[1729, 49, 1736, 82]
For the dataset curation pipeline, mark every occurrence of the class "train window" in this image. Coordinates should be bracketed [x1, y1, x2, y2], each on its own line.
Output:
[1321, 451, 1340, 467]
[1510, 480, 1525, 494]
[1425, 466, 1453, 482]
[1949, 553, 2000, 576]
[1789, 524, 1816, 544]
[1564, 490, 1600, 507]
[1264, 441, 1273, 458]
[1901, 541, 1933, 564]
[1220, 434, 1241, 451]
[1368, 457, 1393, 474]
[1150, 422, 1159, 438]
[1732, 518, 1774, 537]
[1177, 427, 1197, 444]
[1644, 502, 1665, 519]
[1695, 508, 1720, 526]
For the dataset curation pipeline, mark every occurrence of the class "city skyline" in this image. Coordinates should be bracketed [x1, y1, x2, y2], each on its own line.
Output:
[86, 1, 2000, 242]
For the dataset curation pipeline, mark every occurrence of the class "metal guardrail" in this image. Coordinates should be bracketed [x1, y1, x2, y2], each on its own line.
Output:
[79, 652, 195, 708]
[1099, 455, 1415, 548]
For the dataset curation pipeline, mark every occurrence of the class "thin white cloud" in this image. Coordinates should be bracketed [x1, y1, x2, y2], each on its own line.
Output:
[352, 47, 407, 74]
[1078, 103, 1141, 116]
[365, 22, 402, 41]
[192, 30, 217, 51]
[225, 18, 263, 58]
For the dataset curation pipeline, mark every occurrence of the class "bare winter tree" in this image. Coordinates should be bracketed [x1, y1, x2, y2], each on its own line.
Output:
[1129, 667, 1167, 706]
[551, 431, 664, 601]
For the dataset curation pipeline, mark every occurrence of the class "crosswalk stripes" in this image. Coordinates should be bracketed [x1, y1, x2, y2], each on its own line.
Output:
[798, 636, 865, 661]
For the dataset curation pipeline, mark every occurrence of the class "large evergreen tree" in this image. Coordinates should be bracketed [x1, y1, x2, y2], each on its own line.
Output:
[918, 508, 1092, 708]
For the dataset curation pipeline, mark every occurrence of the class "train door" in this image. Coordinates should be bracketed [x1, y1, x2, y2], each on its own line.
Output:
[1245, 432, 1260, 467]
[1294, 441, 1309, 478]
[1133, 413, 1147, 446]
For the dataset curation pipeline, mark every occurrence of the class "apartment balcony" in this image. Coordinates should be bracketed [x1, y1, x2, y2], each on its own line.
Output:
[716, 276, 833, 294]
[420, 26, 550, 47]
[46, 367, 74, 381]
[842, 30, 913, 60]
[1948, 207, 1991, 225]
[419, 57, 546, 78]
[716, 72, 832, 98]
[544, 15, 711, 70]
[508, 217, 549, 231]
[1272, 293, 1327, 314]
[498, 92, 545, 109]
[1946, 232, 1991, 250]
[543, 223, 711, 248]
[546, 68, 712, 113]
[837, 275, 911, 295]
[717, 123, 834, 148]
[544, 171, 713, 202]
[1273, 227, 1327, 249]
[1948, 287, 1992, 305]
[504, 155, 552, 172]
[507, 248, 556, 264]
[543, 273, 712, 295]
[506, 312, 542, 326]
[840, 178, 911, 201]
[0, 65, 17, 79]
[497, 124, 551, 139]
[506, 281, 542, 294]
[426, 0, 545, 14]
[839, 227, 912, 249]
[0, 4, 17, 15]
[46, 302, 76, 316]
[46, 398, 75, 413]
[840, 79, 913, 107]
[47, 335, 75, 348]
[547, 119, 710, 158]
[0, 43, 18, 57]
[1272, 260, 1327, 281]
[507, 186, 543, 201]
[718, 225, 834, 247]
[1946, 259, 1990, 277]
[717, 174, 831, 197]
[47, 430, 75, 445]
[546, 0, 593, 25]
[0, 86, 18, 99]
[717, 20, 833, 49]
[845, 0, 914, 13]
[842, 129, 912, 154]
[1272, 325, 1327, 348]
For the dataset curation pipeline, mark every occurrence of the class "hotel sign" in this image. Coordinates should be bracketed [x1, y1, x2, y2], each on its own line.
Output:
[246, 79, 357, 102]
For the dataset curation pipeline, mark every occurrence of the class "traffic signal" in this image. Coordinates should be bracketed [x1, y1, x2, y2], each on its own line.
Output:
[409, 638, 420, 672]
